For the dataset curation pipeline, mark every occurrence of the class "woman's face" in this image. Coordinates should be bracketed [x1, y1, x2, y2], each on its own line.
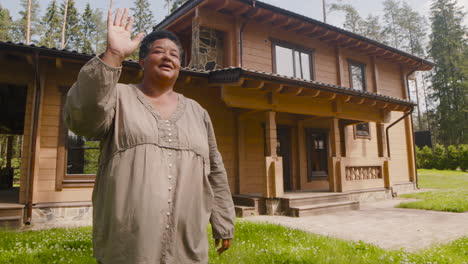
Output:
[139, 38, 181, 83]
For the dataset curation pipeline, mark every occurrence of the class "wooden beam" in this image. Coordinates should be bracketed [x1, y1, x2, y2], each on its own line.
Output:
[297, 24, 318, 35]
[295, 87, 304, 96]
[213, 0, 229, 11]
[371, 56, 379, 94]
[356, 98, 366, 104]
[368, 100, 377, 107]
[336, 46, 344, 86]
[256, 12, 277, 24]
[242, 79, 265, 89]
[310, 29, 330, 38]
[263, 82, 283, 92]
[271, 16, 290, 28]
[231, 4, 251, 16]
[284, 22, 305, 31]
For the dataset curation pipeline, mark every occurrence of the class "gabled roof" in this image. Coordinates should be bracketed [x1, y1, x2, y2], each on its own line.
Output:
[155, 0, 434, 71]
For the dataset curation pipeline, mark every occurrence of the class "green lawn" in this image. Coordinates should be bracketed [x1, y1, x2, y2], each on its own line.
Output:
[1, 221, 467, 263]
[397, 169, 468, 212]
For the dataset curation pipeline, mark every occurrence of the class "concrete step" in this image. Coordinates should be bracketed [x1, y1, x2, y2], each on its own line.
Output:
[235, 205, 258, 218]
[0, 205, 24, 229]
[284, 193, 352, 208]
[288, 201, 360, 217]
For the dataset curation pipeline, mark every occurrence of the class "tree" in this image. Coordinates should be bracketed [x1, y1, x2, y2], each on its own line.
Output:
[10, 0, 40, 43]
[0, 5, 13, 41]
[60, 0, 80, 50]
[429, 0, 467, 145]
[90, 9, 107, 54]
[398, 1, 426, 56]
[329, 4, 365, 34]
[361, 14, 386, 43]
[39, 0, 61, 48]
[79, 3, 96, 54]
[131, 0, 154, 36]
[169, 0, 189, 13]
[382, 0, 404, 49]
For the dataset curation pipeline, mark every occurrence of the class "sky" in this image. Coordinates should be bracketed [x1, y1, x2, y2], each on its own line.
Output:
[1, 0, 467, 30]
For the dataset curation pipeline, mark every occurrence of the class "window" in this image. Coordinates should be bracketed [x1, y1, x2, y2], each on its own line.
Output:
[56, 87, 98, 190]
[348, 60, 366, 91]
[273, 41, 313, 80]
[66, 131, 100, 174]
[354, 122, 371, 139]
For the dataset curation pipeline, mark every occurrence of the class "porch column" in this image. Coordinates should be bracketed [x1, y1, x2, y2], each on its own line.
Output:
[264, 111, 283, 198]
[377, 123, 391, 188]
[329, 118, 343, 192]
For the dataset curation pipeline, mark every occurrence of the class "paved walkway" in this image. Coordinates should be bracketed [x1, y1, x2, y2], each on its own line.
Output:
[243, 198, 468, 252]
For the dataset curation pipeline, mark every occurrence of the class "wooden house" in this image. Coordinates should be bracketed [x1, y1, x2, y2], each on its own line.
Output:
[0, 0, 434, 227]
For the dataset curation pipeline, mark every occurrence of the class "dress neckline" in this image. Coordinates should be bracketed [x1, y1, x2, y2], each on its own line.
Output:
[132, 84, 186, 123]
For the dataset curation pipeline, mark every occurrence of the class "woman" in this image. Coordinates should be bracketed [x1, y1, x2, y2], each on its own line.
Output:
[64, 7, 235, 264]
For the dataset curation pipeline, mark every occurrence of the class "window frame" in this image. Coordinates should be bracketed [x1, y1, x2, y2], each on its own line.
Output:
[353, 122, 372, 140]
[347, 59, 367, 91]
[271, 38, 315, 81]
[55, 86, 96, 190]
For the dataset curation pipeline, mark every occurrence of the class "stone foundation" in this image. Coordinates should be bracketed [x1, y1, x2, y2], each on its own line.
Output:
[31, 204, 92, 229]
[190, 23, 224, 70]
[264, 198, 282, 215]
[346, 188, 393, 203]
[391, 182, 417, 196]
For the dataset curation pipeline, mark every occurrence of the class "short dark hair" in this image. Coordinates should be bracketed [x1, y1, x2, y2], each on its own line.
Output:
[138, 30, 183, 59]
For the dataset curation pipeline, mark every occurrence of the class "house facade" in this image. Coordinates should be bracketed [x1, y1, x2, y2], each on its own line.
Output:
[0, 0, 433, 226]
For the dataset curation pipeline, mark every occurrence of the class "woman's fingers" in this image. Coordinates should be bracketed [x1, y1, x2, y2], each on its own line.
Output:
[121, 8, 129, 28]
[125, 15, 134, 32]
[107, 8, 113, 27]
[114, 8, 123, 26]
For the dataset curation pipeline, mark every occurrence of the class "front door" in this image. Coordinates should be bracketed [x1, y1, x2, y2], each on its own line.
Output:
[305, 129, 328, 180]
[277, 126, 292, 191]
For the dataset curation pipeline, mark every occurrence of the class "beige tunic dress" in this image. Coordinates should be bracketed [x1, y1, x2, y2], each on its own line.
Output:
[64, 57, 235, 264]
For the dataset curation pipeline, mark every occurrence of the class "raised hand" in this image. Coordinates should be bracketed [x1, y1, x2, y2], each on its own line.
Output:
[102, 8, 145, 67]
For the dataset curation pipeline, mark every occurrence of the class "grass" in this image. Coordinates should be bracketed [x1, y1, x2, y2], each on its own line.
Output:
[1, 221, 468, 264]
[397, 169, 468, 212]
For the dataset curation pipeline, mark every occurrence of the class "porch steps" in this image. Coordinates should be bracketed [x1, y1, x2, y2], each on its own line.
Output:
[0, 204, 24, 229]
[288, 201, 360, 217]
[282, 192, 360, 217]
[233, 194, 263, 217]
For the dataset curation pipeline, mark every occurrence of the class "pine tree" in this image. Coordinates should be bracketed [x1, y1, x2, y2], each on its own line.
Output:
[10, 0, 40, 43]
[0, 5, 13, 41]
[329, 4, 365, 34]
[382, 0, 403, 49]
[361, 14, 385, 43]
[398, 2, 426, 56]
[79, 3, 96, 54]
[60, 0, 81, 50]
[39, 0, 61, 48]
[429, 0, 467, 145]
[90, 9, 106, 54]
[169, 0, 189, 13]
[131, 0, 155, 36]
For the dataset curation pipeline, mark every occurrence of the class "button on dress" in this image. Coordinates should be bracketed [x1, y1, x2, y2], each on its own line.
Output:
[64, 57, 236, 264]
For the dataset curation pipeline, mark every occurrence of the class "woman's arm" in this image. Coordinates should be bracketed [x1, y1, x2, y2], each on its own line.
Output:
[64, 8, 144, 138]
[204, 111, 236, 253]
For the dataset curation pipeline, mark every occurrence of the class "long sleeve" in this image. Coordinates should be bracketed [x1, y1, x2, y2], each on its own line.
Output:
[204, 111, 236, 240]
[64, 56, 121, 138]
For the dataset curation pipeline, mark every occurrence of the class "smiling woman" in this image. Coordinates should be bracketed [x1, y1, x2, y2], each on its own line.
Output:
[63, 7, 235, 264]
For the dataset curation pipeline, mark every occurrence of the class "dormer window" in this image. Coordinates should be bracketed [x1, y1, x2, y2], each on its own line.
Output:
[348, 60, 366, 91]
[272, 40, 313, 80]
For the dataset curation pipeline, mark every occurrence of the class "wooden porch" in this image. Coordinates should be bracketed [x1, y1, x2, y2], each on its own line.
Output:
[0, 188, 24, 228]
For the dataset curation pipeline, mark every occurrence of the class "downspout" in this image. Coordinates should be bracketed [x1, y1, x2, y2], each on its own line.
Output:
[25, 51, 42, 225]
[385, 61, 422, 189]
[239, 0, 256, 67]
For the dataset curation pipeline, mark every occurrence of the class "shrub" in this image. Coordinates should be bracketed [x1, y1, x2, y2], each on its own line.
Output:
[445, 145, 459, 170]
[459, 144, 468, 171]
[418, 146, 433, 169]
[432, 144, 447, 170]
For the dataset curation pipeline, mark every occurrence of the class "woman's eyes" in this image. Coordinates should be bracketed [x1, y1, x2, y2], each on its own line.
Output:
[153, 50, 179, 58]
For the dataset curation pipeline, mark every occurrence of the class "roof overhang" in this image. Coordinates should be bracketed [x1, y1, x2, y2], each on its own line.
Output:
[155, 0, 434, 71]
[208, 67, 415, 112]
